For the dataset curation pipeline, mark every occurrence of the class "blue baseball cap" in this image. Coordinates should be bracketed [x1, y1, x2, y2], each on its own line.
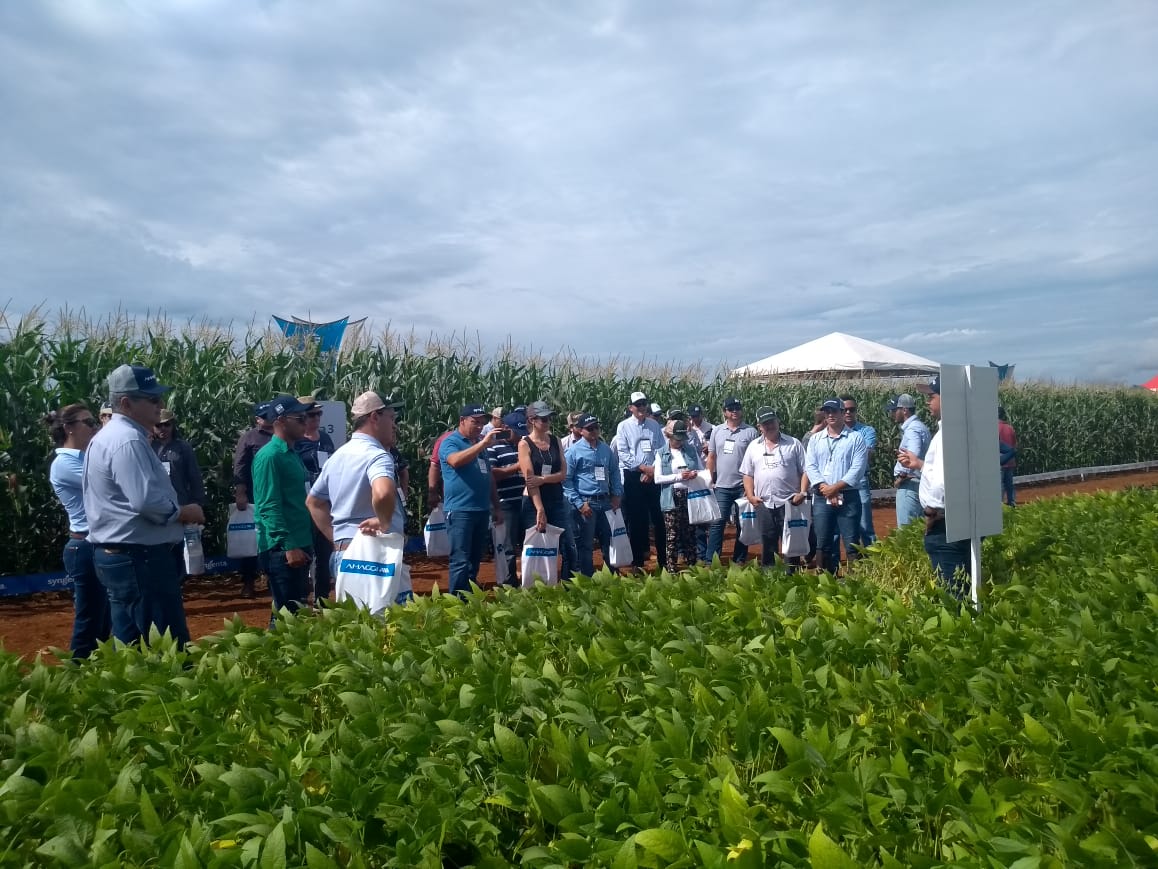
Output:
[502, 411, 528, 437]
[461, 403, 488, 419]
[263, 394, 315, 420]
[917, 376, 940, 396]
[107, 364, 170, 396]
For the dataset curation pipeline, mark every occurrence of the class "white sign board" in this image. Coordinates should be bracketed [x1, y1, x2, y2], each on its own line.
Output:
[317, 400, 347, 448]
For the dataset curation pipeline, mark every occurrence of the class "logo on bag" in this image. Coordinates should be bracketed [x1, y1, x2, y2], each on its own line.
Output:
[687, 489, 710, 500]
[425, 522, 446, 532]
[524, 547, 558, 557]
[740, 509, 757, 519]
[787, 519, 809, 528]
[612, 526, 628, 537]
[339, 559, 397, 578]
[229, 521, 256, 531]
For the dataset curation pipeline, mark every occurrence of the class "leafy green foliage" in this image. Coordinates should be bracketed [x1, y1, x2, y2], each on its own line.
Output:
[2, 489, 1157, 865]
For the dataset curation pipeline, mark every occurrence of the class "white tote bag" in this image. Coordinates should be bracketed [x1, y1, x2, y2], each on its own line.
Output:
[736, 498, 763, 546]
[334, 531, 413, 615]
[424, 507, 450, 557]
[226, 505, 259, 559]
[492, 521, 510, 586]
[686, 472, 721, 525]
[781, 500, 812, 559]
[605, 509, 633, 569]
[521, 524, 563, 588]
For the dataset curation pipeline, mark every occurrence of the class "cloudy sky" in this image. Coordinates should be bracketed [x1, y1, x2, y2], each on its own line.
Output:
[3, 0, 1157, 384]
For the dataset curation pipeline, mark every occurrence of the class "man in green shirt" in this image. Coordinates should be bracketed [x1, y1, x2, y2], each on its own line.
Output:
[252, 394, 315, 626]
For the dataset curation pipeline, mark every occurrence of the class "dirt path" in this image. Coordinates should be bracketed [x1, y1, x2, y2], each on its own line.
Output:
[4, 470, 1156, 661]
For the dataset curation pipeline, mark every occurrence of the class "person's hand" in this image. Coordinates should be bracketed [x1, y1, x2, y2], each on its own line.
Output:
[747, 495, 763, 507]
[358, 517, 382, 534]
[681, 470, 698, 481]
[790, 492, 806, 505]
[427, 494, 441, 510]
[639, 465, 654, 480]
[481, 428, 501, 447]
[492, 507, 504, 526]
[178, 504, 205, 525]
[579, 502, 593, 518]
[285, 548, 309, 568]
[234, 492, 248, 510]
[818, 483, 835, 498]
[535, 507, 547, 532]
[610, 495, 621, 512]
[897, 449, 920, 470]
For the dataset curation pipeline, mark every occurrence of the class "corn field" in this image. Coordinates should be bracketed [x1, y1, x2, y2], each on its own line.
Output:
[3, 311, 1157, 576]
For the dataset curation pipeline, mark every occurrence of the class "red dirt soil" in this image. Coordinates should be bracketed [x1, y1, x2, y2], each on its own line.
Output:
[4, 470, 1156, 661]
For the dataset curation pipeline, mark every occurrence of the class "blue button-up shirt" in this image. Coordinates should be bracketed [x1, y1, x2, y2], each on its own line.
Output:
[893, 414, 932, 479]
[82, 414, 183, 545]
[804, 426, 869, 489]
[614, 416, 665, 471]
[563, 438, 623, 508]
[50, 448, 88, 533]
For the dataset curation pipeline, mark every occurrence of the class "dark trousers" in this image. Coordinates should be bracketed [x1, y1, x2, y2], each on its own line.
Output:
[1001, 468, 1016, 506]
[447, 510, 490, 596]
[93, 543, 189, 648]
[661, 490, 697, 568]
[811, 489, 862, 571]
[63, 538, 111, 658]
[924, 519, 971, 602]
[622, 471, 664, 569]
[312, 525, 334, 601]
[259, 547, 314, 629]
[521, 497, 577, 581]
[572, 500, 612, 577]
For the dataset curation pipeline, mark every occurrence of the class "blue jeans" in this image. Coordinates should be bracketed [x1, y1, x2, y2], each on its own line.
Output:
[924, 519, 971, 602]
[93, 543, 189, 648]
[496, 501, 525, 587]
[895, 481, 923, 527]
[259, 547, 313, 629]
[521, 498, 576, 581]
[63, 538, 111, 658]
[810, 489, 861, 572]
[707, 484, 748, 564]
[1001, 467, 1016, 506]
[447, 510, 490, 596]
[855, 480, 876, 546]
[572, 500, 612, 576]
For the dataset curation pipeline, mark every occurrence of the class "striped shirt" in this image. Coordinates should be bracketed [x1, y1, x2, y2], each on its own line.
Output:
[486, 439, 524, 504]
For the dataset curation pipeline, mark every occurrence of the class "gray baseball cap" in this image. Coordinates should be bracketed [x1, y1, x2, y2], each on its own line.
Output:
[107, 364, 170, 396]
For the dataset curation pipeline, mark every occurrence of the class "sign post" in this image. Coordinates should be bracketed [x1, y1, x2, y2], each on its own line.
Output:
[939, 365, 1003, 607]
[317, 400, 348, 449]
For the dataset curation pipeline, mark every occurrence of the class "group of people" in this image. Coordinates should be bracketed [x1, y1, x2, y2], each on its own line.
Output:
[45, 363, 1015, 657]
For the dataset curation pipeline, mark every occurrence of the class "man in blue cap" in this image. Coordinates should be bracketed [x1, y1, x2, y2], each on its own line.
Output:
[487, 410, 527, 586]
[82, 364, 205, 648]
[439, 403, 505, 595]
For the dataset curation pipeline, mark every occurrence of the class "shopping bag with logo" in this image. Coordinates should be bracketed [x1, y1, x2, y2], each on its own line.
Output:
[781, 500, 812, 559]
[183, 524, 205, 575]
[736, 498, 762, 546]
[492, 520, 510, 586]
[686, 471, 721, 525]
[605, 508, 633, 568]
[334, 531, 414, 615]
[424, 507, 450, 557]
[521, 524, 563, 588]
[226, 505, 259, 559]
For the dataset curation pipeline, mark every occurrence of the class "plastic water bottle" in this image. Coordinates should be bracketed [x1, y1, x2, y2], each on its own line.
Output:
[183, 524, 205, 576]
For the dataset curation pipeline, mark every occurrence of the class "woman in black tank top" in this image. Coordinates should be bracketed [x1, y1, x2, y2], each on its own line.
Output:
[517, 401, 576, 578]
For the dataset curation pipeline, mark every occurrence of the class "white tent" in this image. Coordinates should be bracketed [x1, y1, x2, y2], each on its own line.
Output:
[733, 332, 939, 378]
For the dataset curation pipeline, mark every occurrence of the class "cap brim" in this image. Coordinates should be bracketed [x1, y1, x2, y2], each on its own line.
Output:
[915, 385, 935, 395]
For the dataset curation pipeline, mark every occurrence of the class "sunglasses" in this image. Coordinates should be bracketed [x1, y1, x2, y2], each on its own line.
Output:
[76, 418, 99, 428]
[843, 407, 858, 413]
[286, 414, 307, 424]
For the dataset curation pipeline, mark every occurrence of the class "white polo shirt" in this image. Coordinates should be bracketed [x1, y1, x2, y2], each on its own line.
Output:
[310, 433, 402, 540]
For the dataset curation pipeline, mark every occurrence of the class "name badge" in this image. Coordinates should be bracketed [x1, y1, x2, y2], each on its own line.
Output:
[317, 451, 329, 466]
[162, 461, 172, 476]
[477, 458, 488, 474]
[594, 466, 607, 482]
[640, 438, 652, 454]
[541, 463, 553, 477]
[763, 456, 779, 469]
[723, 440, 736, 455]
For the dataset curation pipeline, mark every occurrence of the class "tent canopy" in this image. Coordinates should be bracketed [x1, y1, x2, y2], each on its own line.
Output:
[733, 332, 939, 378]
[1143, 374, 1158, 391]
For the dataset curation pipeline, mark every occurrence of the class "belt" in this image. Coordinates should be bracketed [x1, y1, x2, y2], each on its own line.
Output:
[69, 531, 88, 540]
[894, 477, 920, 489]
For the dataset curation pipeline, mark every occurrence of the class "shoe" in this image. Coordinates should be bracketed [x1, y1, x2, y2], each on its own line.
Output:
[241, 580, 256, 599]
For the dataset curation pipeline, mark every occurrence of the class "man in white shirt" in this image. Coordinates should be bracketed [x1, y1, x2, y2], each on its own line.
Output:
[898, 375, 969, 601]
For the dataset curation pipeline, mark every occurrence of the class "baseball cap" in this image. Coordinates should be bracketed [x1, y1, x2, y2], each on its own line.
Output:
[666, 408, 688, 421]
[755, 406, 779, 425]
[687, 404, 703, 417]
[884, 396, 899, 413]
[917, 376, 940, 396]
[352, 391, 396, 416]
[490, 406, 503, 417]
[158, 409, 176, 423]
[99, 402, 113, 415]
[502, 411, 529, 437]
[649, 402, 663, 416]
[895, 393, 916, 409]
[107, 364, 170, 397]
[629, 391, 648, 405]
[460, 403, 489, 419]
[577, 413, 600, 430]
[665, 419, 689, 441]
[264, 394, 315, 420]
[723, 397, 743, 411]
[253, 400, 272, 419]
[527, 400, 553, 419]
[821, 398, 843, 413]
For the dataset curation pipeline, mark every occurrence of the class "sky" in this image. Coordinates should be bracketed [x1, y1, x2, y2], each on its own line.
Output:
[2, 0, 1157, 385]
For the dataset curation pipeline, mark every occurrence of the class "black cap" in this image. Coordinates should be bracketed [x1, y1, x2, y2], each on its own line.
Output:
[916, 376, 940, 396]
[755, 406, 779, 424]
[723, 397, 742, 411]
[460, 403, 488, 418]
[687, 404, 703, 417]
[578, 413, 600, 430]
[821, 398, 843, 413]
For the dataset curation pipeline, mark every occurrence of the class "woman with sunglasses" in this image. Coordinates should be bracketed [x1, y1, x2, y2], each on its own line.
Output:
[45, 403, 111, 658]
[152, 408, 206, 580]
[294, 399, 336, 602]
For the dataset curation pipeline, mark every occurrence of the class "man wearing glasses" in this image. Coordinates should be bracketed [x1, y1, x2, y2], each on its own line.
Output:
[294, 398, 336, 601]
[840, 395, 878, 547]
[252, 395, 317, 627]
[82, 364, 205, 648]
